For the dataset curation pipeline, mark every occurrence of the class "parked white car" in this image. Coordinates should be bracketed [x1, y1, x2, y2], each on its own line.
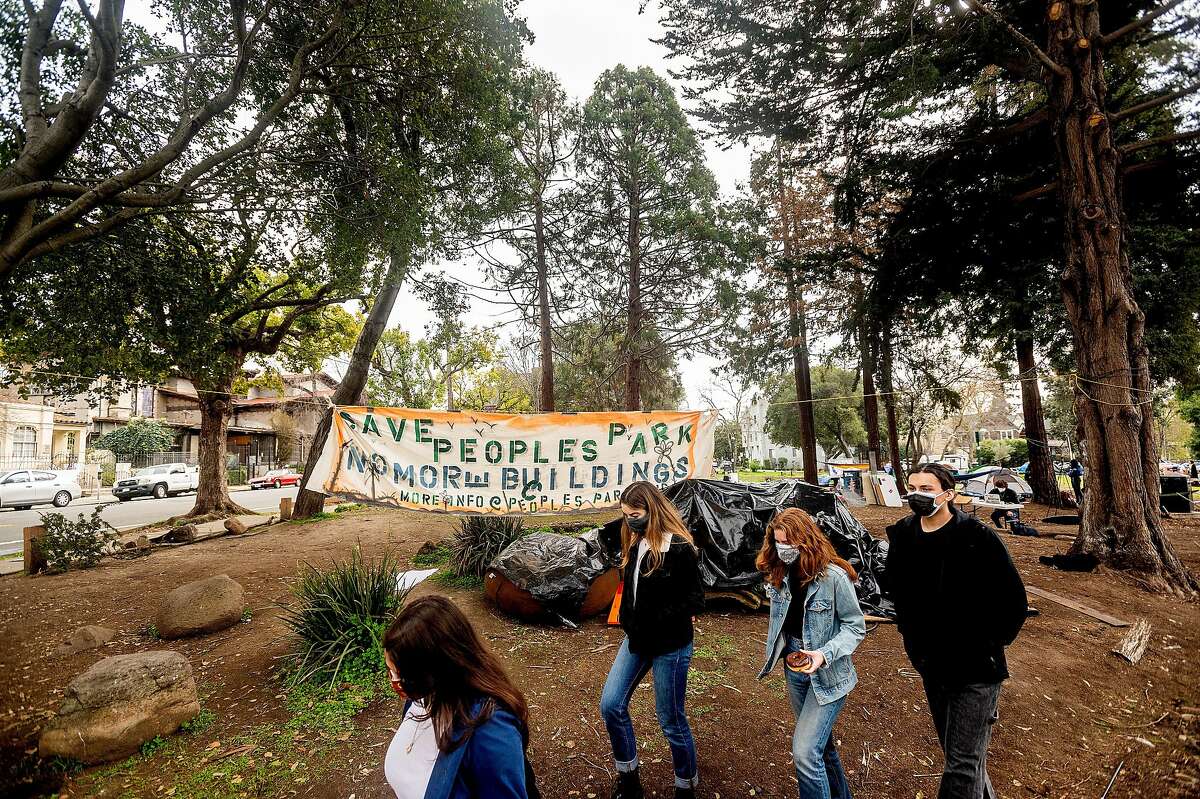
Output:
[0, 470, 82, 510]
[113, 463, 199, 501]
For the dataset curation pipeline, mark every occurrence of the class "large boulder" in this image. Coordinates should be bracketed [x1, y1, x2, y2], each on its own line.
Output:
[39, 651, 200, 763]
[155, 574, 245, 639]
[55, 625, 115, 655]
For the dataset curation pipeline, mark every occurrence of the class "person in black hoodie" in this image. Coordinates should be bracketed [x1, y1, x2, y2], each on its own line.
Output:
[986, 478, 1021, 529]
[885, 463, 1027, 799]
[599, 481, 704, 799]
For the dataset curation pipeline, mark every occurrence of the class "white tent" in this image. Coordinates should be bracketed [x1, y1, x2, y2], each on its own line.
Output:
[961, 467, 1033, 501]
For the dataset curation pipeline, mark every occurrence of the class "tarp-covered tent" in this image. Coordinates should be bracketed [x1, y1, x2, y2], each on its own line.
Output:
[611, 478, 891, 616]
[488, 478, 893, 618]
[959, 467, 1032, 501]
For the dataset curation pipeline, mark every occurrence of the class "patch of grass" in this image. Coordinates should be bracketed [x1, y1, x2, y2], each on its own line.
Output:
[333, 503, 364, 513]
[86, 670, 390, 799]
[180, 707, 216, 734]
[411, 542, 452, 568]
[431, 570, 484, 590]
[241, 607, 253, 622]
[139, 735, 169, 757]
[686, 668, 726, 697]
[693, 633, 739, 661]
[139, 623, 159, 640]
[49, 755, 84, 776]
[289, 511, 338, 525]
[0, 551, 23, 561]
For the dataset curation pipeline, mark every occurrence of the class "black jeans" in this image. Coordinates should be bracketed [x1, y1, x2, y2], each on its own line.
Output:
[921, 679, 1000, 799]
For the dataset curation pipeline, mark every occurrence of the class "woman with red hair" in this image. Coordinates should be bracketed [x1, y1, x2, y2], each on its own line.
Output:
[756, 508, 866, 799]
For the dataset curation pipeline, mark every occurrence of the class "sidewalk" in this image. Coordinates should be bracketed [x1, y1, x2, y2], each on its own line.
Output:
[71, 483, 256, 507]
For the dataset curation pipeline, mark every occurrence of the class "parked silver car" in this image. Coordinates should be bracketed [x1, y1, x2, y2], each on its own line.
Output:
[0, 470, 83, 510]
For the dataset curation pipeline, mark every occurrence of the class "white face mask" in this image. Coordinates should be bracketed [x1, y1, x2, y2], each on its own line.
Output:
[776, 542, 800, 565]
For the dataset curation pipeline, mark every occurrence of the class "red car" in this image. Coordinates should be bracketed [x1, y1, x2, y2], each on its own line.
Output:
[248, 469, 302, 490]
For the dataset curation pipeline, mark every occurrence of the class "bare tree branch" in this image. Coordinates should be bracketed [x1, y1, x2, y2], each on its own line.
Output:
[1102, 0, 1189, 46]
[963, 0, 1069, 78]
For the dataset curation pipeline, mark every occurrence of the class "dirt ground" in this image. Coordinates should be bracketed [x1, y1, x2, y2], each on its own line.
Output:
[1, 500, 1198, 798]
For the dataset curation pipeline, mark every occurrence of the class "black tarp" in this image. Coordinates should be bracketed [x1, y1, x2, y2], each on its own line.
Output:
[488, 528, 616, 616]
[600, 478, 892, 616]
[489, 478, 893, 618]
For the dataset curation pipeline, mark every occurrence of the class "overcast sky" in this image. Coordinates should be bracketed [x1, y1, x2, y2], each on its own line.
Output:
[389, 0, 752, 410]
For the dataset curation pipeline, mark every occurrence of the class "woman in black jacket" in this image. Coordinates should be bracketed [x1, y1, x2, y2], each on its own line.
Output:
[599, 481, 704, 799]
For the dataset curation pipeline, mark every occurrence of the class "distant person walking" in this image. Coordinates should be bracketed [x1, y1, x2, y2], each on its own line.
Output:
[756, 508, 866, 799]
[886, 463, 1027, 799]
[600, 481, 704, 799]
[1067, 459, 1084, 505]
[383, 595, 538, 799]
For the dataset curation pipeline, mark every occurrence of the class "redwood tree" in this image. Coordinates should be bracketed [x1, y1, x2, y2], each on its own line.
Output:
[657, 0, 1199, 592]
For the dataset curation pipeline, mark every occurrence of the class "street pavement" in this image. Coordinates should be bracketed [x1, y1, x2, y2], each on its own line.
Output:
[0, 485, 299, 559]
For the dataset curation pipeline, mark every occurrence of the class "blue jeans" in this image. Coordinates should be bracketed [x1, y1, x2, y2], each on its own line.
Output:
[785, 637, 852, 799]
[599, 637, 699, 789]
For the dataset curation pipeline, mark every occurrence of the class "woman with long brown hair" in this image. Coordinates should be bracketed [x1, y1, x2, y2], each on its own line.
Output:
[756, 508, 866, 799]
[599, 481, 705, 799]
[382, 594, 538, 799]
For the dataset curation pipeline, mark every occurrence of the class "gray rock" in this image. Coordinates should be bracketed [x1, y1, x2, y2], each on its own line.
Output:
[155, 574, 245, 639]
[55, 625, 115, 655]
[39, 651, 200, 763]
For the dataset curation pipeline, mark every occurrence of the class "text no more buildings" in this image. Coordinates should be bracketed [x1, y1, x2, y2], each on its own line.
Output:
[336, 411, 701, 512]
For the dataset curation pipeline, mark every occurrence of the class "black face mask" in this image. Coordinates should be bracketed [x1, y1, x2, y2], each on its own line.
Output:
[906, 490, 944, 517]
[625, 514, 649, 534]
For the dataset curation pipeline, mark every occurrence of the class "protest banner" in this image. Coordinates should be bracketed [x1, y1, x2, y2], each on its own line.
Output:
[305, 407, 717, 514]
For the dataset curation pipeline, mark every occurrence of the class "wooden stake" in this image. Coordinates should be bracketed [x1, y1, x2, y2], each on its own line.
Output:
[22, 525, 47, 575]
[279, 497, 293, 521]
[1112, 618, 1152, 664]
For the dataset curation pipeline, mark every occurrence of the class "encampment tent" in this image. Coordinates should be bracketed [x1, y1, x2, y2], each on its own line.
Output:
[960, 467, 1033, 501]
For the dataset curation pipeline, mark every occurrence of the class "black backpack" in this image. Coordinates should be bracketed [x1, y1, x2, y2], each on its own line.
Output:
[1009, 520, 1038, 537]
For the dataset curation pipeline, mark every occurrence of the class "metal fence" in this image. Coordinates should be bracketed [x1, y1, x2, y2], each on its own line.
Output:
[0, 454, 81, 473]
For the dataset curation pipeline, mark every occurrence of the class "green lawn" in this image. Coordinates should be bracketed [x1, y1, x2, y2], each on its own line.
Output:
[734, 469, 827, 484]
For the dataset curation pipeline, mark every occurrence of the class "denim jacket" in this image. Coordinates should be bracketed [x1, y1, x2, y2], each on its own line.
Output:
[400, 699, 529, 799]
[757, 564, 867, 706]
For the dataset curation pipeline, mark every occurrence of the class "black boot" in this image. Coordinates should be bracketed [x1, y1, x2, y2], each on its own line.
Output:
[611, 768, 644, 799]
[674, 787, 696, 799]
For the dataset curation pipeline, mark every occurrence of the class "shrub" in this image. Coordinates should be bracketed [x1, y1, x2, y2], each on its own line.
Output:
[747, 459, 761, 472]
[449, 516, 525, 579]
[94, 417, 175, 457]
[99, 465, 115, 486]
[280, 545, 410, 688]
[35, 508, 119, 573]
[226, 466, 248, 485]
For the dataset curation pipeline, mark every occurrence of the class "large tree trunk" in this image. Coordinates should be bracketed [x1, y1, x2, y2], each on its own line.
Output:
[293, 247, 410, 518]
[775, 143, 818, 482]
[189, 376, 251, 517]
[859, 318, 882, 470]
[535, 200, 555, 412]
[1015, 331, 1062, 507]
[785, 268, 819, 484]
[624, 190, 642, 411]
[1049, 3, 1196, 593]
[879, 323, 905, 488]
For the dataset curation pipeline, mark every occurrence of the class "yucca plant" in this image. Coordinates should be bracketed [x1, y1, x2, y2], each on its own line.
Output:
[450, 516, 525, 579]
[279, 545, 410, 688]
